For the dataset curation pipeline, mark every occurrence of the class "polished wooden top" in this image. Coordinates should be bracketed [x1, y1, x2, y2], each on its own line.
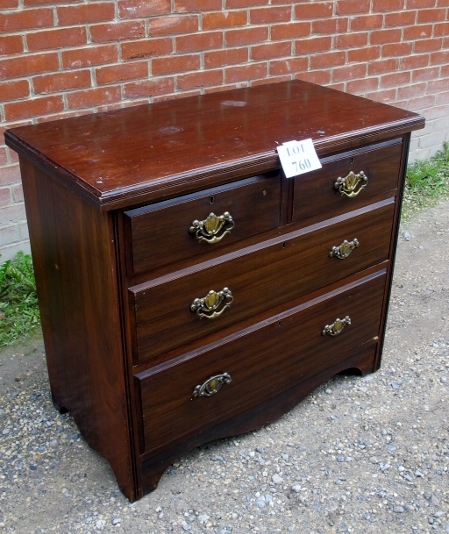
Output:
[5, 80, 424, 210]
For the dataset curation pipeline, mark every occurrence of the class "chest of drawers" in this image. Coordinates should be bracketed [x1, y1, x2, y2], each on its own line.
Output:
[5, 81, 424, 501]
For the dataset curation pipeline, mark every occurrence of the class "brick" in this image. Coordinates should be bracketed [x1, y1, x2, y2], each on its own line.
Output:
[332, 63, 367, 83]
[0, 0, 19, 7]
[427, 79, 449, 93]
[152, 54, 201, 76]
[400, 53, 430, 70]
[175, 0, 222, 10]
[442, 64, 449, 78]
[0, 164, 21, 186]
[382, 42, 413, 57]
[271, 22, 311, 40]
[0, 148, 7, 167]
[415, 38, 443, 53]
[62, 45, 119, 69]
[335, 32, 368, 49]
[0, 203, 26, 225]
[347, 77, 379, 94]
[310, 51, 346, 69]
[203, 11, 247, 30]
[123, 78, 175, 99]
[434, 22, 449, 37]
[27, 27, 87, 52]
[370, 28, 402, 45]
[336, 0, 370, 15]
[0, 80, 30, 102]
[6, 147, 18, 165]
[347, 46, 381, 63]
[403, 24, 433, 41]
[25, 0, 82, 4]
[90, 21, 146, 43]
[226, 0, 269, 7]
[4, 95, 64, 121]
[122, 39, 173, 61]
[350, 14, 383, 31]
[176, 32, 223, 53]
[154, 88, 200, 102]
[373, 0, 405, 12]
[118, 0, 171, 18]
[251, 41, 291, 61]
[398, 82, 427, 99]
[33, 71, 91, 94]
[365, 89, 396, 103]
[225, 26, 269, 47]
[407, 0, 437, 7]
[385, 11, 417, 27]
[407, 94, 436, 111]
[436, 92, 449, 105]
[250, 6, 292, 24]
[368, 58, 399, 75]
[66, 87, 121, 110]
[0, 8, 53, 32]
[224, 62, 268, 84]
[0, 187, 11, 208]
[95, 62, 149, 85]
[57, 3, 115, 26]
[295, 36, 332, 54]
[149, 15, 199, 36]
[380, 71, 411, 88]
[0, 52, 59, 81]
[0, 225, 22, 248]
[12, 183, 23, 203]
[417, 8, 447, 23]
[312, 17, 348, 34]
[412, 66, 440, 82]
[0, 35, 23, 56]
[431, 49, 449, 65]
[269, 56, 308, 76]
[177, 69, 224, 91]
[296, 70, 331, 85]
[204, 48, 249, 69]
[294, 2, 334, 19]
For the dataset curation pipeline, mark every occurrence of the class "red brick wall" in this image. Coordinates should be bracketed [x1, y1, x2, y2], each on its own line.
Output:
[1, 1, 448, 261]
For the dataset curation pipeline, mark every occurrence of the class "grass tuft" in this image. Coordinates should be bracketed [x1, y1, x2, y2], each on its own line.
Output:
[403, 141, 449, 217]
[0, 251, 40, 347]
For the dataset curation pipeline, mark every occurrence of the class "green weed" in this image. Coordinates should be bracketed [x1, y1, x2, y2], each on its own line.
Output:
[403, 141, 449, 217]
[0, 251, 40, 346]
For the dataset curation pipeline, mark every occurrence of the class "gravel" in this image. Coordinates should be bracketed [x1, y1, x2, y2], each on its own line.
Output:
[1, 199, 448, 533]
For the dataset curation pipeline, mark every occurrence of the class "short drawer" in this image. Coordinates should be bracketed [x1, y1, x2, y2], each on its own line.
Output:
[292, 139, 403, 225]
[135, 269, 387, 455]
[123, 173, 281, 276]
[129, 199, 395, 364]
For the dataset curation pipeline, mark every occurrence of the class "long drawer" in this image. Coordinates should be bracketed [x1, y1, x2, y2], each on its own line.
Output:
[123, 173, 281, 276]
[292, 139, 403, 225]
[129, 199, 394, 364]
[135, 269, 387, 455]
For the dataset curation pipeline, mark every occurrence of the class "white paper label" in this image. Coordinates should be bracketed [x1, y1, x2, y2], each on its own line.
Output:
[276, 138, 322, 178]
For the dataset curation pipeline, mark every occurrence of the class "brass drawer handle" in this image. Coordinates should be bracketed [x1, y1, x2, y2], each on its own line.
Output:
[334, 171, 368, 198]
[192, 372, 232, 398]
[191, 287, 233, 320]
[329, 238, 359, 260]
[322, 316, 351, 336]
[189, 211, 234, 244]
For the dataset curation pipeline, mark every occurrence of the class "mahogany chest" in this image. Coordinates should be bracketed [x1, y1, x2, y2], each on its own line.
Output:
[5, 81, 424, 501]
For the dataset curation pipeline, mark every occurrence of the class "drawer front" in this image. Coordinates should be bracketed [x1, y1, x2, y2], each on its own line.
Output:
[123, 173, 281, 276]
[292, 139, 403, 225]
[129, 199, 394, 363]
[135, 269, 387, 455]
